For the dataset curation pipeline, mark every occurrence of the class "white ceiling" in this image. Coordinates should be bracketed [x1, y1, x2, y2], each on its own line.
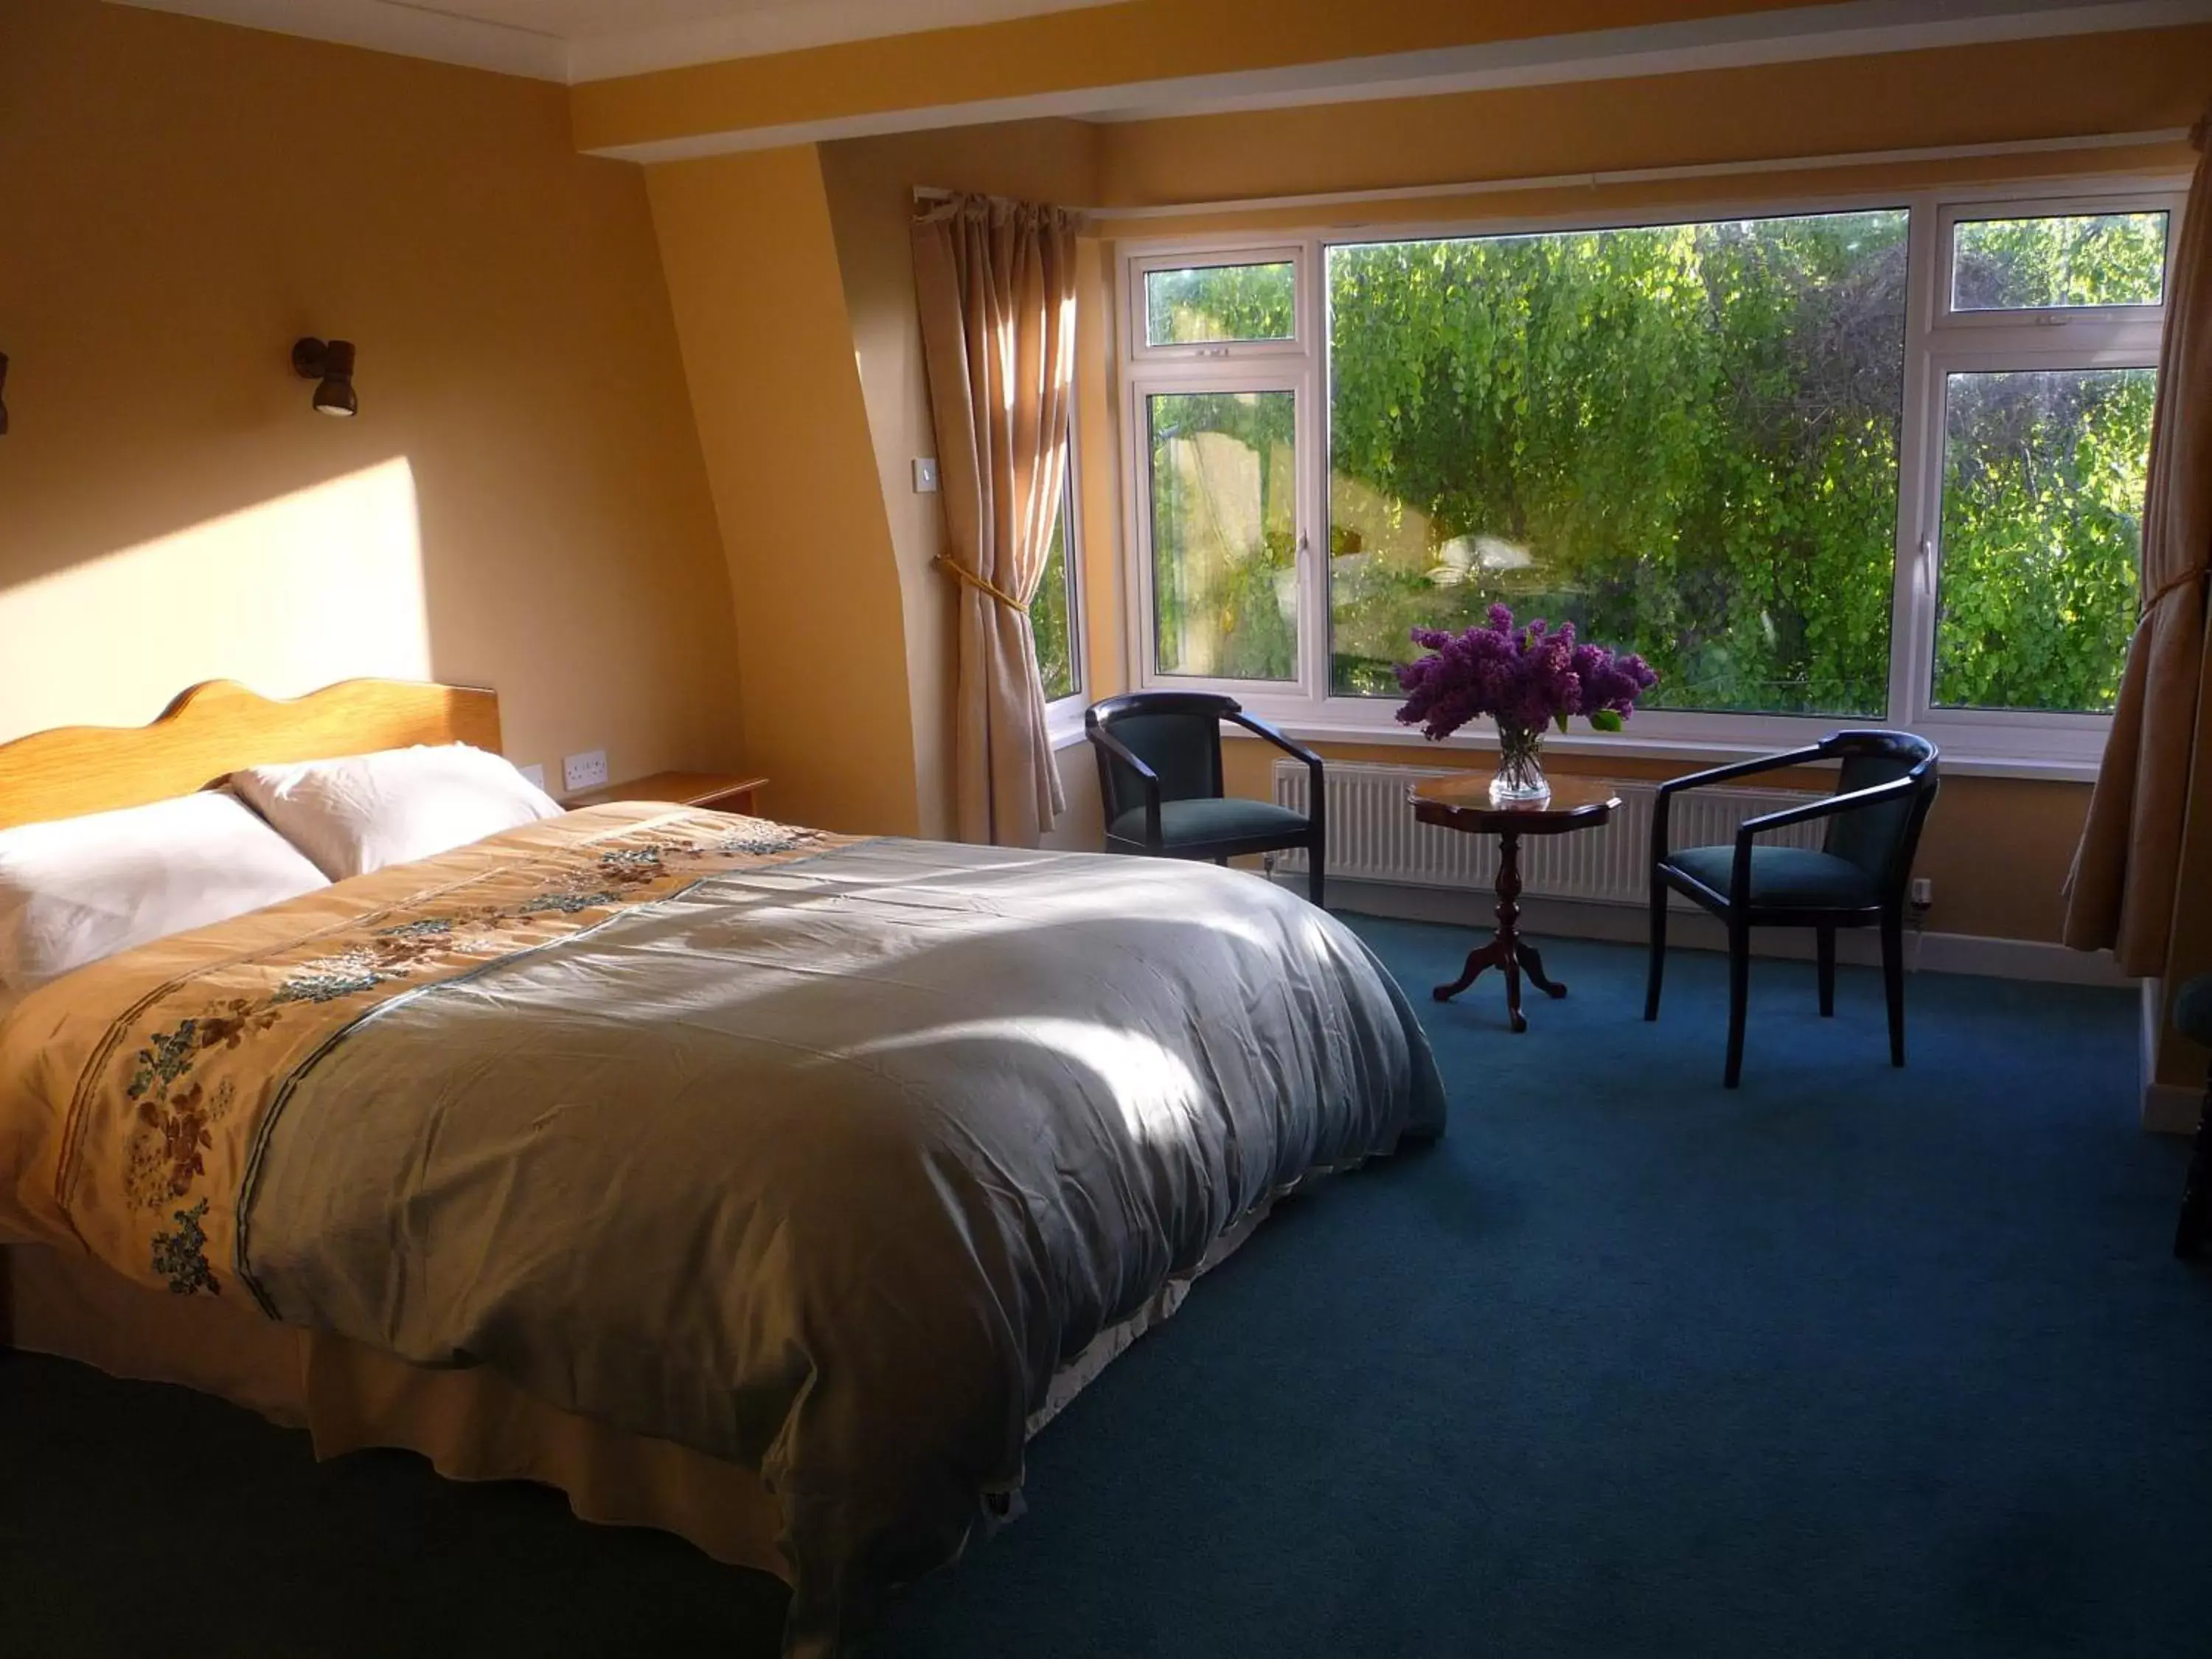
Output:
[111, 0, 1130, 81]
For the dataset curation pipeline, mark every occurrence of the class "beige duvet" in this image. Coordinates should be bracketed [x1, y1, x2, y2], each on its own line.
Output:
[0, 805, 1446, 1655]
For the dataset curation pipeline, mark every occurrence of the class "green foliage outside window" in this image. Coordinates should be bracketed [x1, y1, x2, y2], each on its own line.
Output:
[1137, 209, 2154, 717]
[1145, 262, 1296, 346]
[1935, 368, 2151, 711]
[1326, 212, 1911, 712]
[1149, 389, 1298, 680]
[1033, 501, 1078, 703]
[1952, 212, 2166, 310]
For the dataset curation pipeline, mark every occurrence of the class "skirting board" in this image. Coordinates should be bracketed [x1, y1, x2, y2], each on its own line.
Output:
[1298, 874, 2135, 989]
[2140, 984, 2202, 1136]
[1289, 872, 2188, 1133]
[2142, 1082, 2200, 1137]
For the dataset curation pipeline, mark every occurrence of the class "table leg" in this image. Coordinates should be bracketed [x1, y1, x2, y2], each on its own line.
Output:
[1517, 939, 1569, 1001]
[1434, 935, 1509, 1004]
[1434, 830, 1531, 1033]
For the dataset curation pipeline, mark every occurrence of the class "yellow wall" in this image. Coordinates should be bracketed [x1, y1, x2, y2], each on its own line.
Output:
[678, 24, 2196, 930]
[815, 122, 1105, 839]
[1220, 743, 2090, 948]
[0, 0, 740, 781]
[1091, 27, 2212, 215]
[644, 145, 921, 836]
[4, 0, 2192, 968]
[2155, 664, 2212, 1089]
[1077, 26, 2212, 949]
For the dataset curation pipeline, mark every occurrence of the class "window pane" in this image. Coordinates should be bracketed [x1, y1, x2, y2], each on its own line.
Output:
[1144, 262, 1295, 347]
[1326, 211, 1907, 712]
[1933, 368, 2152, 712]
[1148, 390, 1298, 680]
[1951, 212, 2167, 311]
[1033, 486, 1080, 703]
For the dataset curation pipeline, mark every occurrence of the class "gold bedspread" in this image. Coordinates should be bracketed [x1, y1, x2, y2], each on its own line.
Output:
[0, 803, 846, 1297]
[2, 807, 1443, 1657]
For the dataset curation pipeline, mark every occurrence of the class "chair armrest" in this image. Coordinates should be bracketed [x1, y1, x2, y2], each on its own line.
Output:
[1225, 709, 1321, 770]
[1728, 774, 1918, 906]
[1655, 745, 1829, 800]
[1085, 723, 1164, 845]
[1224, 711, 1326, 834]
[1652, 744, 1829, 870]
[1736, 773, 1916, 840]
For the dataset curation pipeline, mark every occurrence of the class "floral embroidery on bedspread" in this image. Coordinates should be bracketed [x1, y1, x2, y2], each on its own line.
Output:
[151, 1200, 219, 1296]
[44, 810, 855, 1302]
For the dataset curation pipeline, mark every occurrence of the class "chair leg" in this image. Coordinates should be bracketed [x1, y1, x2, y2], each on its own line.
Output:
[2175, 1070, 2210, 1259]
[1644, 877, 1668, 1021]
[1724, 920, 1750, 1088]
[1880, 907, 1906, 1067]
[1307, 828, 1325, 909]
[1816, 925, 1836, 1018]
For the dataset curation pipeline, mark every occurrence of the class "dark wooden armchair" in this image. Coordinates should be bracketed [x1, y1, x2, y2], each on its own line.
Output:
[1646, 730, 1941, 1088]
[1084, 691, 1326, 905]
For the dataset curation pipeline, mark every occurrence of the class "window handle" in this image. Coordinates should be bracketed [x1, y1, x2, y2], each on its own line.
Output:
[1916, 536, 1934, 598]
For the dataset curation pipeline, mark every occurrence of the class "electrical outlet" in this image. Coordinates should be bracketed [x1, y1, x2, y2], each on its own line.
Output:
[1910, 877, 1933, 908]
[517, 762, 547, 792]
[561, 749, 609, 795]
[912, 457, 939, 493]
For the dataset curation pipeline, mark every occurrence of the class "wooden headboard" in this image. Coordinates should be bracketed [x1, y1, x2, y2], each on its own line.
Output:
[0, 679, 501, 831]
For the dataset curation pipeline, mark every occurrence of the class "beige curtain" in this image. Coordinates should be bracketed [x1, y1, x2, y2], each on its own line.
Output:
[912, 194, 1079, 846]
[2064, 127, 2212, 974]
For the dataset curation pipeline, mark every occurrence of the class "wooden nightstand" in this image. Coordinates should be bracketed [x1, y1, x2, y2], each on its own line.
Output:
[566, 771, 769, 816]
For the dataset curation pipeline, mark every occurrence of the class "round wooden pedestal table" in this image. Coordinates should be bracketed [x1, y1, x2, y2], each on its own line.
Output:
[1408, 773, 1622, 1032]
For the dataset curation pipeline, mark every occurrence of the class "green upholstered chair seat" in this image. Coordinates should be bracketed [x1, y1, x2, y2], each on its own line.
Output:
[1663, 844, 1879, 909]
[1110, 798, 1310, 849]
[2172, 975, 2212, 1046]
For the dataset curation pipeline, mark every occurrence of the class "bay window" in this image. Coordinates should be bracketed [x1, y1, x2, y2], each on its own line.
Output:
[1121, 184, 2181, 773]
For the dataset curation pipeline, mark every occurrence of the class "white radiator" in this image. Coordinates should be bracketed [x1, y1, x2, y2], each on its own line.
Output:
[1270, 759, 1823, 905]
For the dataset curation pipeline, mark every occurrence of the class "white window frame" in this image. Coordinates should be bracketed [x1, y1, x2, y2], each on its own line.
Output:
[1936, 192, 2177, 327]
[1116, 178, 2185, 778]
[1124, 369, 1315, 696]
[1129, 246, 1307, 362]
[1042, 426, 1091, 748]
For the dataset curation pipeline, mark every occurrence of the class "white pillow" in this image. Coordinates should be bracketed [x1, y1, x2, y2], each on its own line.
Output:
[231, 743, 563, 881]
[0, 791, 331, 996]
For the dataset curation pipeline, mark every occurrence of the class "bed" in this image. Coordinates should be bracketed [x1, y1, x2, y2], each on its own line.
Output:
[0, 678, 1446, 1656]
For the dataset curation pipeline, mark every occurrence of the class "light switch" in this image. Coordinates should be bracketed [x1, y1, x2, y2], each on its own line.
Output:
[912, 457, 939, 493]
[518, 762, 548, 792]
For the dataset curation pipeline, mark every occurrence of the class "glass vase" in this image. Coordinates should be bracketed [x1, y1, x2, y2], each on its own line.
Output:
[1489, 720, 1551, 804]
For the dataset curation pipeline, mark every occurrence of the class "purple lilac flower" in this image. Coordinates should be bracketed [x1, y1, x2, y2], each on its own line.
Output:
[1393, 604, 1658, 742]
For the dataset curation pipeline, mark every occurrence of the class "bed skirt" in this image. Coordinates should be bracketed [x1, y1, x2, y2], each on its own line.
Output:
[1, 1205, 1272, 1579]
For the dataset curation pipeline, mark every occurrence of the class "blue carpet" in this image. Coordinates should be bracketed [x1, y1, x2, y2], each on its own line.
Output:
[5, 924, 2208, 1658]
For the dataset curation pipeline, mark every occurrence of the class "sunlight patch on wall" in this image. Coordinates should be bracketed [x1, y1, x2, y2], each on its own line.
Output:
[0, 459, 431, 745]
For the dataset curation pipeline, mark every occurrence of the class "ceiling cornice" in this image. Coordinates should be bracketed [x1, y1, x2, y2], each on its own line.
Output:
[568, 0, 1127, 81]
[111, 0, 571, 81]
[577, 0, 2212, 162]
[105, 0, 2212, 158]
[105, 0, 1128, 83]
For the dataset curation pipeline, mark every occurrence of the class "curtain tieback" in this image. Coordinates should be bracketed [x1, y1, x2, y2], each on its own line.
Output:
[2143, 568, 2210, 612]
[933, 554, 1028, 613]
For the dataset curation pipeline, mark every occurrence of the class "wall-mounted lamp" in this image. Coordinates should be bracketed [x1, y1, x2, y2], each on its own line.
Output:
[0, 352, 10, 437]
[291, 338, 358, 417]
